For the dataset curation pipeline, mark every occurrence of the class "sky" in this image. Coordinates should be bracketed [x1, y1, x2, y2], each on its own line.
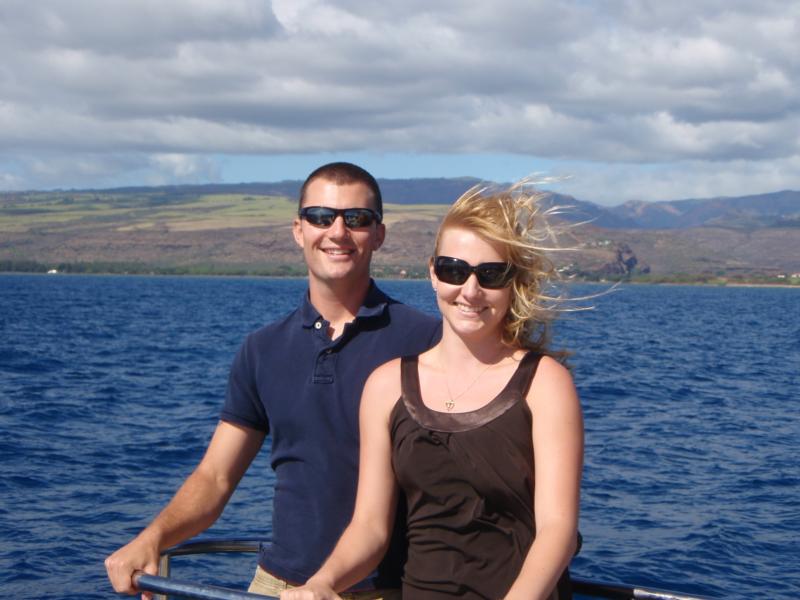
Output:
[1, 1, 799, 205]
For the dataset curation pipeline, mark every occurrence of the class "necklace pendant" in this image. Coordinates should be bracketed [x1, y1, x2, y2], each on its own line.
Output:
[445, 399, 455, 411]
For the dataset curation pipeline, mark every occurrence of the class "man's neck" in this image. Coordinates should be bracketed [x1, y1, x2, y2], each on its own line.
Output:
[307, 276, 372, 336]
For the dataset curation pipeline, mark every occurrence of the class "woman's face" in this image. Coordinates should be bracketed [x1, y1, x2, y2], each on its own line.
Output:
[431, 226, 513, 342]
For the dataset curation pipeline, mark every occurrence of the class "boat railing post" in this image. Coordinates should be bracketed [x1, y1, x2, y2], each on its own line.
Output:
[148, 538, 261, 600]
[156, 553, 171, 600]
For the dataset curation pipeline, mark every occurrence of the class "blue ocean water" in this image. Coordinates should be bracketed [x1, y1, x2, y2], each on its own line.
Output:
[0, 274, 798, 599]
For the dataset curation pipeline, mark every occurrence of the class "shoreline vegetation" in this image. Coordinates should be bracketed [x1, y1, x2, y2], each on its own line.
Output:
[3, 260, 798, 287]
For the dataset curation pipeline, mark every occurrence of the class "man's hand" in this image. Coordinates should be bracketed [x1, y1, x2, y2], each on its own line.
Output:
[104, 535, 160, 599]
[104, 422, 265, 597]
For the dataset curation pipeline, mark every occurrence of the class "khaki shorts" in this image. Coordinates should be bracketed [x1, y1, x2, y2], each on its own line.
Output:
[248, 565, 401, 599]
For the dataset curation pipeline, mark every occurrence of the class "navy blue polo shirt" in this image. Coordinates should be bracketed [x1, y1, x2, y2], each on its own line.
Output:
[221, 281, 440, 589]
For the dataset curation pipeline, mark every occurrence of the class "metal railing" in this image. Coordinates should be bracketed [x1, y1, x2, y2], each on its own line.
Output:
[135, 572, 270, 600]
[135, 537, 712, 600]
[157, 538, 261, 581]
[146, 538, 265, 600]
[571, 578, 713, 600]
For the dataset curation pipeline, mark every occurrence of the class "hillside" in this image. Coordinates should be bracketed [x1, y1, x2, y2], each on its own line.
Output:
[607, 190, 800, 229]
[1, 183, 799, 282]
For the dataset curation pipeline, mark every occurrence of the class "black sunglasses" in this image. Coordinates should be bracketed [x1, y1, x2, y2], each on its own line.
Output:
[298, 206, 382, 228]
[433, 256, 516, 289]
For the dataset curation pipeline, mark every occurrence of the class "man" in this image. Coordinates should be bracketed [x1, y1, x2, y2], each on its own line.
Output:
[105, 162, 440, 598]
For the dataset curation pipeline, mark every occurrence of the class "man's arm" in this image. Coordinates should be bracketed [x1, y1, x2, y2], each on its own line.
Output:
[105, 420, 266, 597]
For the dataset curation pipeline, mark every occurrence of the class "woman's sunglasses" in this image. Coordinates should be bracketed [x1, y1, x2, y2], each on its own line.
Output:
[433, 256, 516, 289]
[298, 206, 382, 228]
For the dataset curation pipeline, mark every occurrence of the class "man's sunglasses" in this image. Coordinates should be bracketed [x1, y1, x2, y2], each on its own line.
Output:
[298, 206, 382, 228]
[433, 256, 516, 289]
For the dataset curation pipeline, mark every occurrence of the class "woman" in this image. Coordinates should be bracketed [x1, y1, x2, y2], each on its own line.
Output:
[283, 186, 583, 599]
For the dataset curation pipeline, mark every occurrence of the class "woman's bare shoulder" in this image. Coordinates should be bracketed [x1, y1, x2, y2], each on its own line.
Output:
[534, 354, 574, 382]
[361, 357, 404, 414]
[527, 354, 579, 411]
[367, 356, 403, 384]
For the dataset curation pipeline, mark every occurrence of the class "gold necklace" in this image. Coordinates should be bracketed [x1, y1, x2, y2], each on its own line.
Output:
[444, 361, 494, 411]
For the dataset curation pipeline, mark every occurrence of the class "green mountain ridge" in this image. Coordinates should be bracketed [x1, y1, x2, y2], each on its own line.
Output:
[8, 180, 799, 230]
[2, 182, 799, 282]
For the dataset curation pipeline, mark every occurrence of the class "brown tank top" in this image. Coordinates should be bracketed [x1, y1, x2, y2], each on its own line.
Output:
[390, 352, 571, 599]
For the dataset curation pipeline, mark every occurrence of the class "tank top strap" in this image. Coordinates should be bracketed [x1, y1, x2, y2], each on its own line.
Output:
[400, 354, 425, 421]
[400, 354, 420, 397]
[504, 351, 543, 399]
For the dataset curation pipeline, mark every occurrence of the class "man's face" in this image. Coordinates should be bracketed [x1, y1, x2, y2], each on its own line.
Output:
[293, 177, 386, 288]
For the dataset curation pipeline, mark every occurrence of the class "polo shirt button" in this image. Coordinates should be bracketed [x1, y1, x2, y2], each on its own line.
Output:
[314, 321, 322, 330]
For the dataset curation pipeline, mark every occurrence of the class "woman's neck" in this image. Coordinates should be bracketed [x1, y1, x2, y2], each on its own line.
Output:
[434, 327, 515, 368]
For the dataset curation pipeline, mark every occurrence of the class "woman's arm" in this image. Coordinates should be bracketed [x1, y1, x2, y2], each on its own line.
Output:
[281, 359, 402, 600]
[503, 356, 584, 600]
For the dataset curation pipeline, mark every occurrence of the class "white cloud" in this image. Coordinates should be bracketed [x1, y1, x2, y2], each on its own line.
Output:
[550, 156, 800, 204]
[0, 170, 23, 189]
[0, 0, 799, 200]
[148, 153, 221, 185]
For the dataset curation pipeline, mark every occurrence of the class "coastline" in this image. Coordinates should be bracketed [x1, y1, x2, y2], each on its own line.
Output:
[715, 282, 800, 289]
[3, 268, 798, 288]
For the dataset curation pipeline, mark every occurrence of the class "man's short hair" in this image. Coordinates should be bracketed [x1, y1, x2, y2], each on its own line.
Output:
[299, 162, 383, 217]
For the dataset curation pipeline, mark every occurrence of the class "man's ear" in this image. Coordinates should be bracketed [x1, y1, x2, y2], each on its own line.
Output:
[373, 223, 386, 250]
[292, 218, 304, 249]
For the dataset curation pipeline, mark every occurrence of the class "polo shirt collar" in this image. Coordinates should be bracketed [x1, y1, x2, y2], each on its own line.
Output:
[299, 279, 388, 328]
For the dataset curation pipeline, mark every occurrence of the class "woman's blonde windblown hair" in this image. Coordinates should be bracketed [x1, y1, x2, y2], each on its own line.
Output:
[433, 182, 567, 354]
